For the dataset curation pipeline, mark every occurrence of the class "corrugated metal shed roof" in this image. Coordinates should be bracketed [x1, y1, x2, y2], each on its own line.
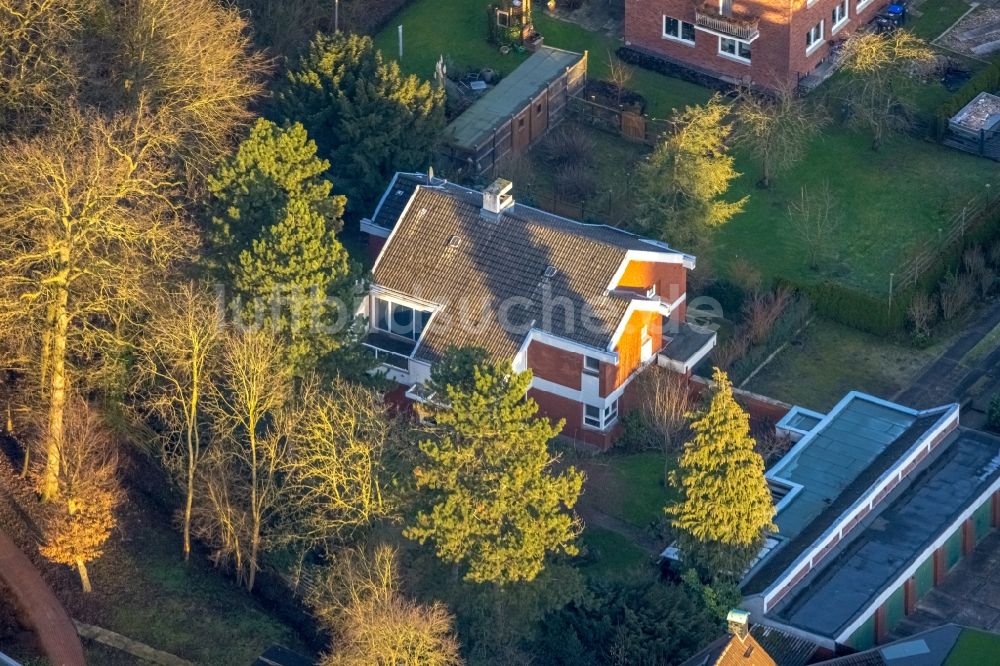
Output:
[443, 46, 584, 149]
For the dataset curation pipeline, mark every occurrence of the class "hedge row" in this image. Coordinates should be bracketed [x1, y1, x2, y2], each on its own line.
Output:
[729, 294, 813, 384]
[933, 59, 1000, 139]
[616, 46, 733, 96]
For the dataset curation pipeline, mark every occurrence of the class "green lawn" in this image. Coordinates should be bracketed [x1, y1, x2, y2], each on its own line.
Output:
[945, 629, 1000, 666]
[743, 318, 944, 410]
[909, 0, 974, 41]
[375, 3, 711, 117]
[578, 527, 652, 578]
[578, 451, 676, 529]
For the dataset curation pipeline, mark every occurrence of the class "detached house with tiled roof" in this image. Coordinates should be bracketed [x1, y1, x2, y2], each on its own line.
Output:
[359, 173, 716, 448]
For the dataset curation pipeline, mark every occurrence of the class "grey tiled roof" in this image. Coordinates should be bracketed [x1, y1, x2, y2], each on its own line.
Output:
[371, 180, 686, 363]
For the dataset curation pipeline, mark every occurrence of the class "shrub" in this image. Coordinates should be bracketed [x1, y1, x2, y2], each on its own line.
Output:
[939, 272, 976, 321]
[989, 240, 1000, 269]
[542, 127, 594, 166]
[907, 291, 937, 338]
[729, 258, 763, 294]
[798, 280, 909, 336]
[989, 395, 1000, 432]
[619, 410, 658, 453]
[963, 245, 987, 278]
[710, 334, 749, 371]
[979, 268, 997, 297]
[742, 286, 793, 346]
[553, 163, 598, 200]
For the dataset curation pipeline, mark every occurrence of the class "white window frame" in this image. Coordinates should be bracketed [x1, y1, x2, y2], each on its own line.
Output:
[662, 16, 696, 45]
[806, 20, 824, 54]
[496, 9, 510, 28]
[831, 0, 849, 33]
[372, 297, 430, 342]
[584, 399, 619, 431]
[719, 36, 752, 63]
[856, 0, 874, 11]
[646, 283, 658, 299]
[583, 355, 601, 375]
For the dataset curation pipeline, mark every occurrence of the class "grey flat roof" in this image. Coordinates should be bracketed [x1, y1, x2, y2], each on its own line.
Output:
[443, 46, 584, 149]
[660, 322, 716, 364]
[772, 428, 1000, 638]
[744, 395, 952, 594]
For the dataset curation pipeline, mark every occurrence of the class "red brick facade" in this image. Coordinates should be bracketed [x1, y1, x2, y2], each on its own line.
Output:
[624, 0, 885, 90]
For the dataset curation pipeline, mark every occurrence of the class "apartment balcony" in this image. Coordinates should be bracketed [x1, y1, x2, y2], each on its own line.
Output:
[362, 331, 414, 371]
[694, 5, 760, 42]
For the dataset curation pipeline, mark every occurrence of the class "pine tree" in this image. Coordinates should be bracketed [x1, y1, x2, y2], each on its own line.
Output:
[207, 118, 344, 271]
[667, 367, 775, 580]
[207, 119, 356, 374]
[272, 32, 445, 211]
[405, 363, 583, 585]
[638, 94, 747, 251]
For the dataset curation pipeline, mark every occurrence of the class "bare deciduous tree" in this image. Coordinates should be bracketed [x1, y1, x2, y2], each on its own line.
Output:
[138, 283, 225, 560]
[0, 0, 88, 133]
[742, 286, 793, 345]
[193, 328, 293, 590]
[606, 49, 634, 107]
[0, 109, 194, 500]
[633, 366, 692, 456]
[308, 546, 463, 666]
[105, 0, 270, 177]
[788, 183, 841, 270]
[37, 397, 121, 592]
[838, 31, 936, 149]
[907, 291, 936, 338]
[733, 84, 827, 188]
[284, 377, 397, 551]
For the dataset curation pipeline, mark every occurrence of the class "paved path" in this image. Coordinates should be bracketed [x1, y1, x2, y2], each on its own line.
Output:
[893, 299, 1000, 411]
[0, 529, 86, 666]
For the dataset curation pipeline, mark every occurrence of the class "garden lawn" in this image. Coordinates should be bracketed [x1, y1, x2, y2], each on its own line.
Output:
[743, 318, 944, 410]
[715, 126, 998, 293]
[374, 2, 711, 116]
[909, 0, 974, 41]
[577, 451, 675, 529]
[578, 527, 652, 578]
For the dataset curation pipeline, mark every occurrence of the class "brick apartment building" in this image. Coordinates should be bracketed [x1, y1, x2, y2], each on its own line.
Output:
[624, 0, 886, 90]
[359, 173, 716, 448]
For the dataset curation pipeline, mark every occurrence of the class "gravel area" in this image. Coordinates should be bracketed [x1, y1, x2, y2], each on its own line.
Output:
[939, 6, 1000, 55]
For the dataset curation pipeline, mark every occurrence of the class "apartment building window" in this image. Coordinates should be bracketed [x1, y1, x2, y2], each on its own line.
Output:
[832, 0, 849, 32]
[719, 37, 752, 63]
[584, 399, 619, 430]
[374, 297, 430, 341]
[583, 355, 601, 375]
[806, 21, 824, 53]
[663, 16, 696, 44]
[857, 0, 873, 11]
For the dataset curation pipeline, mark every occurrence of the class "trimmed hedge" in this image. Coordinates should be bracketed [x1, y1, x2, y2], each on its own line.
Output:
[933, 58, 1000, 139]
[616, 45, 733, 95]
[797, 281, 911, 336]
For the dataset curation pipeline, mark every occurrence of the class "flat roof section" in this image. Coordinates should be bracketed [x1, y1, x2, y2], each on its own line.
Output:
[771, 428, 1000, 639]
[443, 46, 585, 149]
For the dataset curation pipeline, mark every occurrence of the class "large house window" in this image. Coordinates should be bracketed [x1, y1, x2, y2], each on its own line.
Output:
[719, 37, 752, 62]
[374, 297, 430, 341]
[584, 399, 619, 430]
[832, 0, 849, 31]
[663, 16, 696, 44]
[806, 21, 824, 53]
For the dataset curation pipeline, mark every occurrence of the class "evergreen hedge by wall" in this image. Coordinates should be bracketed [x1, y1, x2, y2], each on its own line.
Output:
[933, 59, 1000, 139]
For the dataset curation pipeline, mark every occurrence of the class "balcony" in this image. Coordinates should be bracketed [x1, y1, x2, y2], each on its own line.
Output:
[362, 331, 415, 370]
[695, 5, 760, 42]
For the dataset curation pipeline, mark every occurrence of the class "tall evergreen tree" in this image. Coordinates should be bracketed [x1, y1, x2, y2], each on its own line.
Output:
[272, 32, 445, 211]
[207, 118, 343, 270]
[405, 363, 583, 585]
[206, 119, 355, 374]
[638, 94, 746, 251]
[667, 367, 775, 580]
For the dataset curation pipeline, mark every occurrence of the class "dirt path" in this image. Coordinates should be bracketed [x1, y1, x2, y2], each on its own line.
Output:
[0, 528, 86, 666]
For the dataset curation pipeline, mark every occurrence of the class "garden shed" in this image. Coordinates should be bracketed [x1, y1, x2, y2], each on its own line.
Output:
[440, 46, 587, 176]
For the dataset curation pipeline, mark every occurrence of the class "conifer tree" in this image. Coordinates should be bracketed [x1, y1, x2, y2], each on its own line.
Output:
[667, 367, 775, 580]
[272, 32, 445, 211]
[207, 118, 344, 270]
[638, 95, 746, 251]
[405, 364, 583, 585]
[207, 119, 356, 374]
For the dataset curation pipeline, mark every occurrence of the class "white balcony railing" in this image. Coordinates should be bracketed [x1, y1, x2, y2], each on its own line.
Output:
[694, 6, 760, 41]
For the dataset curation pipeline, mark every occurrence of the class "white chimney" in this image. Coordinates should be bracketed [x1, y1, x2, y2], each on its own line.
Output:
[727, 609, 750, 641]
[481, 178, 514, 220]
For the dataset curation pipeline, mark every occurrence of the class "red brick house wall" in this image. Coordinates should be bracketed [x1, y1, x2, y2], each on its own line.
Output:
[527, 339, 583, 389]
[624, 0, 886, 90]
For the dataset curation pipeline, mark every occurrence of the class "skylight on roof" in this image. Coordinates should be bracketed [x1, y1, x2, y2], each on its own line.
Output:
[543, 265, 557, 278]
[447, 235, 461, 248]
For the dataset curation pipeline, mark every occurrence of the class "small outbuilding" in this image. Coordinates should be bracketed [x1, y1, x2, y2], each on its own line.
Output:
[440, 46, 587, 177]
